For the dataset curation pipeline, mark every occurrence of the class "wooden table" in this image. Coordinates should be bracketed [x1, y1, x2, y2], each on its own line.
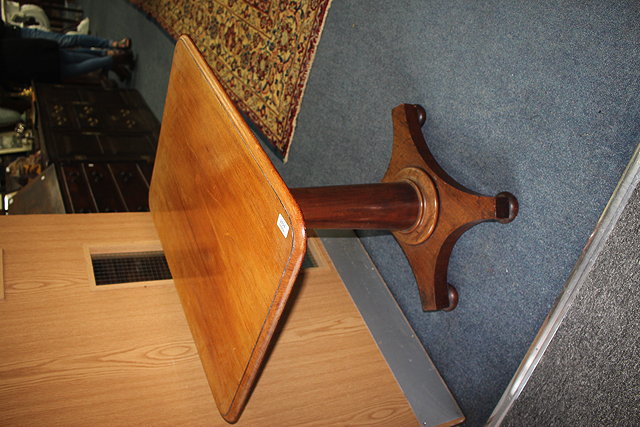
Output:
[149, 35, 512, 422]
[0, 213, 418, 425]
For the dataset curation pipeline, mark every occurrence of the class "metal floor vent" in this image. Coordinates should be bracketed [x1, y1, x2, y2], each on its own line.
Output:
[91, 251, 172, 286]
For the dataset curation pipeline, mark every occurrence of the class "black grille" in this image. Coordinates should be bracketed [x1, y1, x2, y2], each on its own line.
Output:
[92, 251, 172, 286]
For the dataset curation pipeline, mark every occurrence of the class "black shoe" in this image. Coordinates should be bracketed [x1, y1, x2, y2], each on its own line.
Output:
[111, 50, 135, 69]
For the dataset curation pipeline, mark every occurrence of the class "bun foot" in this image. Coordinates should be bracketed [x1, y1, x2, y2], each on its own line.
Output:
[414, 104, 427, 127]
[496, 191, 519, 224]
[442, 285, 459, 312]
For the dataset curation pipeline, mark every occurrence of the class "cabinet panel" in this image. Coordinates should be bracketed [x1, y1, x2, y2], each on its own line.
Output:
[109, 163, 150, 212]
[59, 163, 96, 213]
[99, 135, 156, 160]
[48, 132, 102, 160]
[84, 163, 126, 213]
[35, 83, 160, 213]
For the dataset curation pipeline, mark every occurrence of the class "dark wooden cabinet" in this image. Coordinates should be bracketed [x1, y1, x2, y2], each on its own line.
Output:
[35, 83, 159, 213]
[57, 161, 151, 213]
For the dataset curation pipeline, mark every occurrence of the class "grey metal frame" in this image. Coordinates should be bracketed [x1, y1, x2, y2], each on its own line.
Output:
[318, 230, 464, 427]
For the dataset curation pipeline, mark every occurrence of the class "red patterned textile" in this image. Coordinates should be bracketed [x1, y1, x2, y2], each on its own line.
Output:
[129, 0, 332, 160]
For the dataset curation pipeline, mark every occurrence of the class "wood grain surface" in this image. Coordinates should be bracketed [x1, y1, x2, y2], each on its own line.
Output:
[149, 36, 306, 421]
[0, 249, 4, 300]
[0, 213, 417, 426]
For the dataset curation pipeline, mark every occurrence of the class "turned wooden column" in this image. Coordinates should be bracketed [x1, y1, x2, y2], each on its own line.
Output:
[291, 183, 421, 230]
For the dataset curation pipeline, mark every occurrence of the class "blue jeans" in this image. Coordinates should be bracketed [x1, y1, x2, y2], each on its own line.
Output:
[59, 49, 113, 78]
[20, 27, 113, 49]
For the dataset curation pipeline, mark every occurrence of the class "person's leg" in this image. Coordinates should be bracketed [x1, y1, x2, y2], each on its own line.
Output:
[20, 27, 64, 43]
[72, 47, 108, 56]
[60, 49, 102, 64]
[59, 49, 134, 81]
[20, 27, 114, 49]
[59, 49, 113, 77]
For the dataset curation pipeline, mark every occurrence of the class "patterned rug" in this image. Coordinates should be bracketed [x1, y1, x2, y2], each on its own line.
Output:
[128, 0, 332, 160]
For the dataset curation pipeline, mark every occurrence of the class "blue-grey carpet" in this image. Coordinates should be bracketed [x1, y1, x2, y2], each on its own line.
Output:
[501, 151, 640, 426]
[79, 1, 640, 425]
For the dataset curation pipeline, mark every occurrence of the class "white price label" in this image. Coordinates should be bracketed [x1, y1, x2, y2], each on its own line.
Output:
[277, 214, 290, 238]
